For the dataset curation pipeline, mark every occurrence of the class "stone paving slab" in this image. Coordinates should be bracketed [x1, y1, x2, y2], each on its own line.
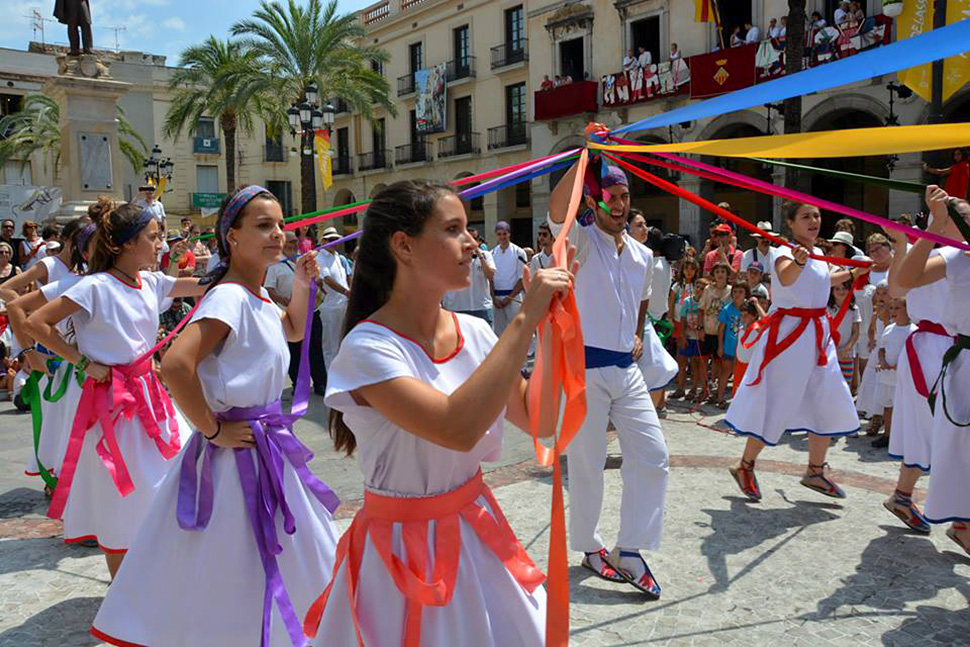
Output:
[1, 398, 969, 646]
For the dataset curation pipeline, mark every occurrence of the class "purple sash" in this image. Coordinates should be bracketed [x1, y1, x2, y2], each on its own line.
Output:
[176, 281, 339, 647]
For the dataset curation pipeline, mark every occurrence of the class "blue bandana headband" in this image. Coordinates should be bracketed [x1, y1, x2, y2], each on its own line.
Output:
[114, 207, 156, 246]
[218, 185, 271, 252]
[75, 223, 96, 254]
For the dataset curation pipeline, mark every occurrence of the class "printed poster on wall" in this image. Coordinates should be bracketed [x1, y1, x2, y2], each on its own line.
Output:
[415, 63, 448, 134]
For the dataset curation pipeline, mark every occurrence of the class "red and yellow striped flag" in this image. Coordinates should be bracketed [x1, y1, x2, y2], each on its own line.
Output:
[695, 0, 720, 24]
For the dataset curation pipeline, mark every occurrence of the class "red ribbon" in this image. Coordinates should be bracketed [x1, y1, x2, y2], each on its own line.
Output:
[48, 358, 181, 520]
[905, 320, 952, 398]
[303, 470, 544, 647]
[744, 307, 829, 387]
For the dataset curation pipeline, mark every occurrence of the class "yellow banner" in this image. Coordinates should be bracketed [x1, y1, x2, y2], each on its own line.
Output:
[588, 123, 970, 158]
[944, 1, 970, 101]
[154, 177, 168, 200]
[314, 129, 332, 192]
[898, 1, 970, 102]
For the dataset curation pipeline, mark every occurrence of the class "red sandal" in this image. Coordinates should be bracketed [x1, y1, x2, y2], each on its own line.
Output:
[729, 459, 761, 501]
[581, 549, 625, 583]
[800, 462, 846, 499]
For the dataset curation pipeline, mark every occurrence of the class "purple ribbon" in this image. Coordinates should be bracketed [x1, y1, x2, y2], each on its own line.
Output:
[176, 280, 339, 647]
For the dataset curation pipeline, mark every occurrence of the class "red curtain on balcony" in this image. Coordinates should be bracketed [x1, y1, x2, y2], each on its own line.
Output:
[535, 81, 599, 120]
[689, 44, 757, 99]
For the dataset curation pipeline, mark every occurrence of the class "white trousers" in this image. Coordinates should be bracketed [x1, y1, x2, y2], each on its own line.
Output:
[320, 305, 346, 371]
[567, 364, 668, 553]
[491, 297, 522, 337]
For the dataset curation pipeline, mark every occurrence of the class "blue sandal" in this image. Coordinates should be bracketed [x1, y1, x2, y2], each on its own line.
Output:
[581, 549, 624, 583]
[800, 462, 846, 499]
[604, 550, 662, 600]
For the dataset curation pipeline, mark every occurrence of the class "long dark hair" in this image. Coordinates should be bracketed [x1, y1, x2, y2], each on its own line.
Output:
[88, 202, 146, 274]
[331, 179, 458, 456]
[828, 278, 857, 310]
[59, 216, 91, 272]
[202, 185, 279, 292]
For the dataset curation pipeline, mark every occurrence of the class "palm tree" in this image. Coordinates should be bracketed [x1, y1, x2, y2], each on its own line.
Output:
[232, 0, 395, 213]
[0, 94, 147, 180]
[164, 36, 272, 193]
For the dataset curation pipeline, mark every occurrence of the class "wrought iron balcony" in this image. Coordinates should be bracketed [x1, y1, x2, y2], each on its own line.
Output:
[487, 123, 529, 150]
[445, 56, 476, 82]
[333, 154, 352, 175]
[490, 40, 528, 70]
[357, 150, 391, 172]
[395, 141, 432, 165]
[397, 73, 416, 96]
[438, 132, 480, 158]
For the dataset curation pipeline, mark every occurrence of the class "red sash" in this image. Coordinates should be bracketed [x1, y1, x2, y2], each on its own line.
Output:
[304, 470, 545, 647]
[48, 357, 181, 520]
[743, 307, 830, 387]
[905, 320, 953, 398]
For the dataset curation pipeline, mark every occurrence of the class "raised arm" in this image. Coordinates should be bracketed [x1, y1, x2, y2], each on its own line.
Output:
[0, 261, 48, 304]
[897, 186, 950, 290]
[5, 290, 52, 374]
[280, 252, 319, 342]
[549, 160, 584, 225]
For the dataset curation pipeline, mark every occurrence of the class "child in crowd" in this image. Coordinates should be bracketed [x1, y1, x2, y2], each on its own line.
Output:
[681, 278, 708, 402]
[715, 282, 750, 408]
[669, 258, 699, 399]
[699, 263, 732, 404]
[733, 299, 765, 397]
[857, 282, 889, 430]
[828, 278, 861, 390]
[873, 297, 915, 449]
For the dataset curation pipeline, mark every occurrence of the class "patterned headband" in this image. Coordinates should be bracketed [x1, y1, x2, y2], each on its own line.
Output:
[75, 223, 96, 254]
[114, 207, 156, 247]
[218, 185, 271, 251]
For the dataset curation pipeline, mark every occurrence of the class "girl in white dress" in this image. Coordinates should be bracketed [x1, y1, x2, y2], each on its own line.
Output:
[91, 185, 340, 647]
[725, 202, 864, 501]
[304, 180, 574, 647]
[897, 186, 970, 556]
[26, 202, 201, 578]
[883, 224, 951, 534]
[875, 301, 916, 449]
[5, 219, 98, 489]
[0, 217, 93, 481]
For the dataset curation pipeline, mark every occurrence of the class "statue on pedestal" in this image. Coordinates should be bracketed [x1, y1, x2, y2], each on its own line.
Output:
[53, 0, 93, 56]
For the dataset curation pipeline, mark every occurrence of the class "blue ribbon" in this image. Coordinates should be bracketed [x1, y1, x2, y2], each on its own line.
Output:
[460, 159, 576, 199]
[613, 19, 970, 135]
[584, 346, 634, 369]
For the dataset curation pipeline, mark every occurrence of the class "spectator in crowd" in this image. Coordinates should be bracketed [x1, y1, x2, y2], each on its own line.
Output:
[179, 217, 193, 237]
[834, 1, 851, 26]
[562, 73, 573, 84]
[768, 18, 783, 39]
[540, 74, 554, 91]
[744, 262, 770, 301]
[779, 15, 788, 39]
[19, 221, 43, 270]
[0, 241, 21, 287]
[132, 183, 167, 229]
[849, 1, 865, 28]
[715, 281, 750, 409]
[829, 231, 858, 260]
[829, 277, 862, 391]
[623, 49, 637, 71]
[744, 21, 761, 44]
[700, 263, 733, 404]
[295, 225, 314, 254]
[529, 221, 554, 273]
[730, 26, 744, 48]
[523, 247, 535, 264]
[923, 148, 969, 200]
[41, 224, 61, 256]
[264, 231, 328, 395]
[704, 224, 743, 278]
[811, 11, 827, 28]
[159, 296, 192, 335]
[669, 43, 681, 61]
[682, 277, 709, 401]
[637, 45, 652, 68]
[443, 228, 497, 325]
[553, 75, 563, 87]
[161, 231, 197, 277]
[669, 257, 699, 399]
[188, 225, 210, 275]
[740, 221, 777, 281]
[490, 220, 527, 335]
[318, 226, 350, 371]
[0, 220, 23, 269]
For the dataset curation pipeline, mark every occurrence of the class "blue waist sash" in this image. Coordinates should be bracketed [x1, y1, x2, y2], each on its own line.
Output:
[584, 346, 634, 369]
[494, 289, 514, 296]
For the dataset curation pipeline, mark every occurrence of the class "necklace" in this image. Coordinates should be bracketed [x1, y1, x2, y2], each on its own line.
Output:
[111, 266, 139, 286]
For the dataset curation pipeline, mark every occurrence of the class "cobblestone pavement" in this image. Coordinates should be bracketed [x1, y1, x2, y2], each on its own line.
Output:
[1, 396, 968, 646]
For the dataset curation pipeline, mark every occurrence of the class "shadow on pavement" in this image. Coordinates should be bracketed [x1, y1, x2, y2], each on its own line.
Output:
[0, 538, 102, 580]
[0, 487, 47, 518]
[0, 596, 103, 647]
[699, 495, 841, 592]
[879, 603, 970, 646]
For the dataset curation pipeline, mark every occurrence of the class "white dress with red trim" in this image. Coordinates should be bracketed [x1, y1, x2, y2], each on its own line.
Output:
[92, 283, 339, 647]
[311, 313, 546, 647]
[725, 247, 860, 446]
[925, 249, 970, 524]
[53, 271, 191, 551]
[888, 255, 951, 472]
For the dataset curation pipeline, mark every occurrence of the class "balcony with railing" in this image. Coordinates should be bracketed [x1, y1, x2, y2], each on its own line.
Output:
[333, 98, 350, 114]
[333, 154, 353, 175]
[362, 1, 390, 25]
[264, 140, 285, 162]
[397, 72, 416, 97]
[445, 56, 476, 83]
[395, 141, 432, 165]
[487, 123, 529, 150]
[357, 150, 391, 172]
[438, 132, 480, 159]
[193, 137, 220, 154]
[534, 81, 598, 121]
[490, 40, 528, 70]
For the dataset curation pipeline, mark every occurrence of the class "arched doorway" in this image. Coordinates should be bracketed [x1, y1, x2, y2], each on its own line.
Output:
[807, 108, 888, 241]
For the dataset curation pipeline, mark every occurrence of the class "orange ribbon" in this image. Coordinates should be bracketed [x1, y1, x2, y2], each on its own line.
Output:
[303, 470, 544, 646]
[48, 358, 181, 520]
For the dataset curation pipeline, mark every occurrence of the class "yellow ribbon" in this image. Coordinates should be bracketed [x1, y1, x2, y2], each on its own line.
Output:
[588, 123, 970, 159]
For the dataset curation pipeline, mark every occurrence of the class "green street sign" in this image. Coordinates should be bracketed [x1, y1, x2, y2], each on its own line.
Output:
[193, 192, 227, 209]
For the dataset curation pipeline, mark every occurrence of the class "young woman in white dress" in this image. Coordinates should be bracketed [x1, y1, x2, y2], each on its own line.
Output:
[27, 202, 200, 578]
[91, 186, 340, 646]
[725, 202, 865, 501]
[304, 180, 574, 647]
[896, 185, 970, 556]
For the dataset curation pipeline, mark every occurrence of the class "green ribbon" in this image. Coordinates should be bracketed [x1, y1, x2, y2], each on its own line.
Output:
[749, 157, 926, 194]
[928, 334, 970, 428]
[21, 370, 58, 492]
[947, 200, 970, 245]
[43, 361, 86, 403]
[649, 315, 674, 345]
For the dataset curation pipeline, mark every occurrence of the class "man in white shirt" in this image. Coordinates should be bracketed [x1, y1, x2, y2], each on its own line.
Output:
[768, 18, 783, 39]
[443, 229, 496, 323]
[490, 220, 527, 336]
[834, 1, 851, 26]
[549, 159, 668, 600]
[744, 21, 761, 44]
[317, 226, 350, 370]
[740, 221, 778, 282]
[636, 46, 652, 69]
[132, 184, 168, 260]
[265, 232, 327, 394]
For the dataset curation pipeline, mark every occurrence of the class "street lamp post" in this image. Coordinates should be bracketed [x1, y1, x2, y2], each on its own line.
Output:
[288, 82, 336, 217]
[142, 144, 174, 195]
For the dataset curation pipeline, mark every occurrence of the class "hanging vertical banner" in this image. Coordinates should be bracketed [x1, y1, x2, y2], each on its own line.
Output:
[898, 0, 970, 102]
[314, 129, 332, 192]
[689, 43, 758, 98]
[944, 1, 970, 100]
[415, 63, 448, 134]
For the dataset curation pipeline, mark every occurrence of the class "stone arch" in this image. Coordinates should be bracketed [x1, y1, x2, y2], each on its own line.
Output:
[802, 93, 889, 132]
[333, 188, 356, 207]
[695, 109, 766, 143]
